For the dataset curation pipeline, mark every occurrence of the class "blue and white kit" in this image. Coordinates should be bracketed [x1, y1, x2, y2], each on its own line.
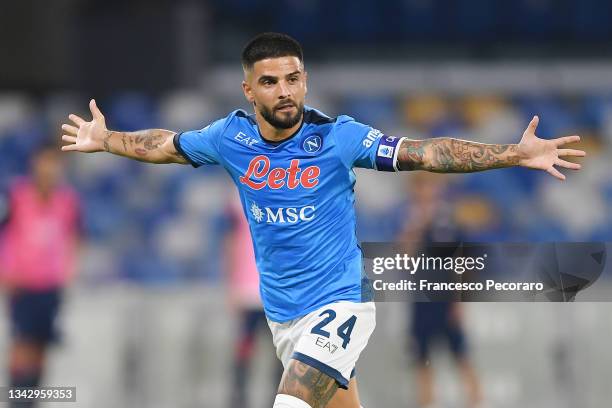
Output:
[174, 106, 404, 387]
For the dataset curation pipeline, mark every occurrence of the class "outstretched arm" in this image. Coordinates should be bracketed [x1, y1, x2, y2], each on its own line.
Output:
[61, 99, 188, 164]
[397, 116, 586, 180]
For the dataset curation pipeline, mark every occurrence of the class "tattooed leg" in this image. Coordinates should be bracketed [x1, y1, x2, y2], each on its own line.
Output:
[277, 359, 339, 408]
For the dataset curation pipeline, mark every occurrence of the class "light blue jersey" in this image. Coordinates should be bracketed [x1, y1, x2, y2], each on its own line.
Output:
[175, 106, 403, 322]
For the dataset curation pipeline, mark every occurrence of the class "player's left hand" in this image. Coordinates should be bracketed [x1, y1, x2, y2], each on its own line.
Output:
[517, 115, 586, 180]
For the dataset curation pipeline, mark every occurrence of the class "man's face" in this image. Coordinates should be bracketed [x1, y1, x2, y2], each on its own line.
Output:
[33, 150, 63, 191]
[242, 56, 307, 129]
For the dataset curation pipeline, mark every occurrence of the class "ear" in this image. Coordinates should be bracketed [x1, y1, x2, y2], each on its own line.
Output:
[242, 80, 254, 104]
[304, 70, 308, 96]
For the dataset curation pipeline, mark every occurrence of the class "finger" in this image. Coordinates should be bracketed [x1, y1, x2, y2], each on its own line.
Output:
[526, 115, 539, 133]
[89, 99, 104, 120]
[61, 124, 79, 136]
[61, 144, 79, 152]
[62, 135, 77, 143]
[555, 158, 581, 170]
[68, 114, 86, 126]
[546, 166, 566, 180]
[554, 135, 580, 147]
[558, 148, 586, 157]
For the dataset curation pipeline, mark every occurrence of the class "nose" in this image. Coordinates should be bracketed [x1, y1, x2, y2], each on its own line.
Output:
[278, 80, 291, 99]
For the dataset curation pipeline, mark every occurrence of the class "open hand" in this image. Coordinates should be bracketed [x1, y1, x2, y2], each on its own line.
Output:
[517, 116, 586, 180]
[61, 99, 108, 153]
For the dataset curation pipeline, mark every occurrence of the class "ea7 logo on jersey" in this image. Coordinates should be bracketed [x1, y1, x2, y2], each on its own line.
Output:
[239, 155, 320, 190]
[234, 132, 258, 147]
[362, 128, 382, 148]
[250, 202, 316, 224]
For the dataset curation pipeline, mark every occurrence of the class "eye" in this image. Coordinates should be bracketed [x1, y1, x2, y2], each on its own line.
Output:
[288, 76, 299, 83]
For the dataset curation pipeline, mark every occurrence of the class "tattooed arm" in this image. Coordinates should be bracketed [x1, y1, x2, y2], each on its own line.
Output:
[97, 129, 185, 164]
[397, 116, 586, 180]
[398, 138, 520, 173]
[61, 99, 187, 164]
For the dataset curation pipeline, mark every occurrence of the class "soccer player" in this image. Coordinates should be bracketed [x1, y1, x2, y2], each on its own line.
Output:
[399, 173, 482, 408]
[0, 144, 81, 407]
[224, 191, 283, 408]
[60, 32, 585, 408]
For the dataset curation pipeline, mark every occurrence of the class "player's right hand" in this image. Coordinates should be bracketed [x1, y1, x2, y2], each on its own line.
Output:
[61, 99, 108, 153]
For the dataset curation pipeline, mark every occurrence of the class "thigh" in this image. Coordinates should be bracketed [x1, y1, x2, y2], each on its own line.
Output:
[274, 301, 375, 408]
[277, 362, 360, 408]
[292, 301, 375, 389]
[269, 301, 376, 388]
[326, 377, 360, 408]
[9, 289, 62, 344]
[278, 358, 339, 408]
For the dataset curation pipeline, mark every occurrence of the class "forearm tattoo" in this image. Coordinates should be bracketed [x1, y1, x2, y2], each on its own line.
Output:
[103, 131, 113, 153]
[132, 133, 164, 156]
[278, 361, 339, 408]
[105, 130, 174, 161]
[397, 138, 520, 172]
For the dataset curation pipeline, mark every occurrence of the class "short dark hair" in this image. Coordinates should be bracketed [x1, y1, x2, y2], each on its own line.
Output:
[241, 32, 303, 71]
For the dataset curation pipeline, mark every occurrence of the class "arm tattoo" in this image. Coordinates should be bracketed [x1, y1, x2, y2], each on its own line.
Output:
[142, 134, 164, 151]
[397, 138, 520, 172]
[132, 134, 164, 156]
[103, 129, 180, 163]
[278, 360, 338, 408]
[136, 134, 165, 150]
[103, 131, 113, 153]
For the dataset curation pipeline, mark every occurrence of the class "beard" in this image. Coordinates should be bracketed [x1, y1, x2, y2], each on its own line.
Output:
[258, 100, 304, 129]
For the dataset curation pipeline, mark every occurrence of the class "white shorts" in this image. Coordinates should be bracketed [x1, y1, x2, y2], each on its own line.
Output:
[267, 301, 376, 389]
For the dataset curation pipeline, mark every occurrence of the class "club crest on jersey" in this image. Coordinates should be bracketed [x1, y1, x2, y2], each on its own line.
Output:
[239, 155, 320, 190]
[302, 135, 322, 153]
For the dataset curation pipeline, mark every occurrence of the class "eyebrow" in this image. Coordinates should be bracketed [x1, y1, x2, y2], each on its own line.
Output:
[258, 70, 302, 83]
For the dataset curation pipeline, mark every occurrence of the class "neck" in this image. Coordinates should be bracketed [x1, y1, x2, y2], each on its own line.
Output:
[36, 186, 52, 201]
[255, 110, 303, 143]
[33, 179, 54, 200]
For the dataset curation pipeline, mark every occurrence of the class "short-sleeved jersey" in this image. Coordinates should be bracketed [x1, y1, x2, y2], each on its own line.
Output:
[175, 106, 403, 322]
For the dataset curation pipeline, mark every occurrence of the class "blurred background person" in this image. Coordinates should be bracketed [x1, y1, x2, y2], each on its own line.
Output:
[398, 172, 482, 408]
[224, 191, 282, 408]
[0, 143, 81, 406]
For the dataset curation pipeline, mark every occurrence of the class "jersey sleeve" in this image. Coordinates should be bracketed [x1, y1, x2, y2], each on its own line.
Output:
[173, 115, 230, 168]
[332, 115, 405, 171]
